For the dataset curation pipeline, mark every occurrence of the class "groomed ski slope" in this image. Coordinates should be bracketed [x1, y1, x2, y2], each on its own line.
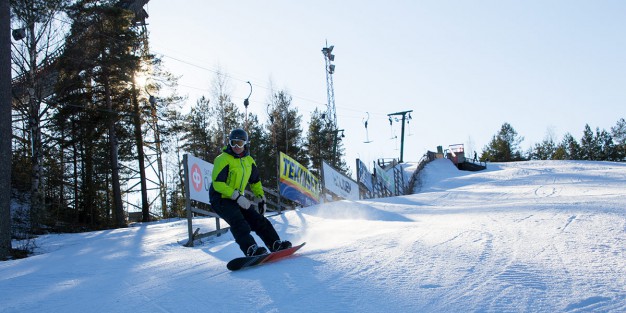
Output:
[1, 159, 625, 312]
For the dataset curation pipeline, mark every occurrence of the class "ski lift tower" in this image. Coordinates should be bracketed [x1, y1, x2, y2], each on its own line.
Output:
[322, 42, 337, 128]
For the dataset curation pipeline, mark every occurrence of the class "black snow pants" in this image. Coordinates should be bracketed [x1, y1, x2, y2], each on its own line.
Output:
[211, 197, 280, 255]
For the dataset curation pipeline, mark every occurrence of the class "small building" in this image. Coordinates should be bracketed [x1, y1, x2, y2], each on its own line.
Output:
[447, 144, 465, 165]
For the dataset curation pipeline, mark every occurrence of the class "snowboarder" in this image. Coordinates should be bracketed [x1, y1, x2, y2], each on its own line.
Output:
[209, 128, 292, 257]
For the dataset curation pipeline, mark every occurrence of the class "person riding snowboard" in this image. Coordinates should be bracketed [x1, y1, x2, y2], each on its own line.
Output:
[209, 128, 292, 256]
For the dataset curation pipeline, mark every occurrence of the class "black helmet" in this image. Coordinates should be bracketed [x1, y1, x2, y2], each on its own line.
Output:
[228, 128, 249, 151]
[229, 128, 248, 142]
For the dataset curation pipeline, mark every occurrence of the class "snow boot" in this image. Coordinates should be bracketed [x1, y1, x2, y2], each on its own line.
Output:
[272, 240, 292, 252]
[246, 244, 268, 257]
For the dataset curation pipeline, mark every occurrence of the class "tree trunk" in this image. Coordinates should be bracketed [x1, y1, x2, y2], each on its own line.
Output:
[104, 77, 125, 228]
[27, 21, 43, 232]
[83, 131, 95, 225]
[131, 80, 149, 222]
[0, 0, 13, 260]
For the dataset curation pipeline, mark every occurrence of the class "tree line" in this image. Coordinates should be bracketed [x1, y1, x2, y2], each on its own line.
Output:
[481, 120, 626, 162]
[7, 0, 348, 237]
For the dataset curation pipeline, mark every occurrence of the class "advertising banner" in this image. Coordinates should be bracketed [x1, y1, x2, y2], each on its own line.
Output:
[279, 152, 320, 206]
[322, 161, 360, 200]
[186, 154, 214, 205]
[356, 159, 374, 192]
[374, 162, 395, 193]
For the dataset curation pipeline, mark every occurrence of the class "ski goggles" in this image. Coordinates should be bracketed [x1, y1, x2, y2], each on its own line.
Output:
[229, 139, 246, 148]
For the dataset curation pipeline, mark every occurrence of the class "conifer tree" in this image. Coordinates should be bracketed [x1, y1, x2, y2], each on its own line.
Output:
[580, 124, 597, 161]
[610, 118, 626, 161]
[54, 0, 143, 228]
[180, 97, 214, 161]
[480, 122, 524, 162]
[596, 129, 617, 161]
[553, 133, 580, 160]
[306, 108, 328, 176]
[306, 108, 349, 176]
[530, 138, 556, 160]
[265, 90, 308, 184]
[246, 113, 273, 186]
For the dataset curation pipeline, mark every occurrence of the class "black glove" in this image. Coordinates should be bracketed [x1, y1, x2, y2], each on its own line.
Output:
[255, 195, 267, 215]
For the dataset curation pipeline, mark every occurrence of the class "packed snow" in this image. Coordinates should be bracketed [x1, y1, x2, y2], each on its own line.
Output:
[1, 159, 625, 312]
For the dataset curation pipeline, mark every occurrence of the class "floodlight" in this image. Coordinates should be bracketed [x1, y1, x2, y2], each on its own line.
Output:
[12, 28, 26, 41]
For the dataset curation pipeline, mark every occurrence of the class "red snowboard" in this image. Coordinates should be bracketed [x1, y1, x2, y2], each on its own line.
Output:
[227, 242, 306, 271]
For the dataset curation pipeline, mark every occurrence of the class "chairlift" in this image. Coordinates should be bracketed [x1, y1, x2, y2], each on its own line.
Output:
[406, 112, 413, 136]
[392, 132, 398, 150]
[363, 112, 373, 143]
[244, 81, 252, 130]
[389, 116, 399, 139]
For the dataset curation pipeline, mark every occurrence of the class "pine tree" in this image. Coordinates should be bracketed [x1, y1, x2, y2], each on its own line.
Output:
[246, 113, 273, 187]
[596, 129, 617, 161]
[181, 97, 214, 161]
[480, 122, 525, 162]
[553, 133, 580, 160]
[610, 118, 626, 161]
[265, 90, 308, 184]
[552, 143, 566, 161]
[580, 124, 598, 160]
[306, 108, 349, 176]
[306, 109, 327, 176]
[52, 0, 143, 228]
[530, 138, 556, 160]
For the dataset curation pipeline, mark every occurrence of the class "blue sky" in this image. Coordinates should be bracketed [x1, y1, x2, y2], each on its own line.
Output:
[145, 1, 626, 174]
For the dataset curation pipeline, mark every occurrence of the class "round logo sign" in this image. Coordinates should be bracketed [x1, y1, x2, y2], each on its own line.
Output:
[191, 163, 203, 192]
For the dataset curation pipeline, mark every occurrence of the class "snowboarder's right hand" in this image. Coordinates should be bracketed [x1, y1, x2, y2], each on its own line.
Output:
[231, 190, 251, 209]
[258, 200, 266, 215]
[255, 195, 267, 215]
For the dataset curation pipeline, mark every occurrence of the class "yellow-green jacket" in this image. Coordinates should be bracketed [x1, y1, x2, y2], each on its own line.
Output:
[209, 145, 264, 204]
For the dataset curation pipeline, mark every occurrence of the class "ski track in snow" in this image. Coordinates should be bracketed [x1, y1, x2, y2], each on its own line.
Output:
[0, 159, 625, 312]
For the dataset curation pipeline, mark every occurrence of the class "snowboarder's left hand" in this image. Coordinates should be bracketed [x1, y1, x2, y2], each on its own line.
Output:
[231, 190, 251, 209]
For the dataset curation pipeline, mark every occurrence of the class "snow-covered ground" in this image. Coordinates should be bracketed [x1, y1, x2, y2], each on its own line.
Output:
[1, 159, 625, 312]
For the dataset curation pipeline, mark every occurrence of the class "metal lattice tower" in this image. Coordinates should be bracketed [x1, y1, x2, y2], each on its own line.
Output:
[128, 1, 169, 219]
[322, 43, 337, 128]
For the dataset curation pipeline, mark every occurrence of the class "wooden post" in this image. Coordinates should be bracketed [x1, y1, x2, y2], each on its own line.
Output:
[183, 154, 194, 247]
[276, 151, 282, 214]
